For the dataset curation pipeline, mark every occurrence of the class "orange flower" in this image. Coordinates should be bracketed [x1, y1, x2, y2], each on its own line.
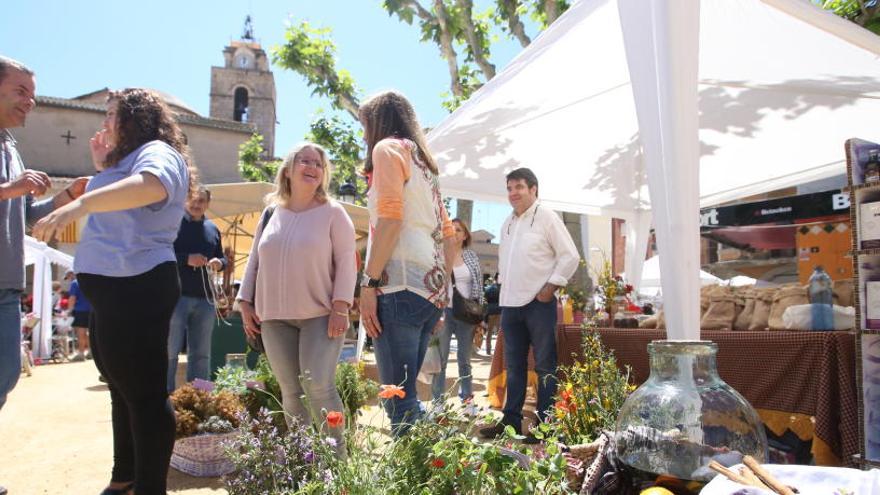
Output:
[555, 400, 571, 413]
[326, 410, 344, 428]
[431, 458, 446, 468]
[378, 384, 406, 399]
[561, 389, 572, 402]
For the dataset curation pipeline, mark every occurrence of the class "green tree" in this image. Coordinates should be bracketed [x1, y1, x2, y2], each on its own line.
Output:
[238, 133, 281, 183]
[306, 113, 367, 206]
[819, 0, 880, 33]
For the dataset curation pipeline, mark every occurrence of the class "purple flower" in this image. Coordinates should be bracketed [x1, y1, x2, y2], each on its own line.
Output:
[325, 437, 338, 448]
[191, 378, 215, 392]
[304, 451, 315, 463]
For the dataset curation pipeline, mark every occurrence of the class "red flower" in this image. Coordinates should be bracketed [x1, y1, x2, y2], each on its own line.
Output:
[561, 389, 573, 402]
[624, 284, 634, 293]
[378, 384, 406, 399]
[431, 458, 446, 468]
[555, 400, 571, 413]
[326, 410, 344, 428]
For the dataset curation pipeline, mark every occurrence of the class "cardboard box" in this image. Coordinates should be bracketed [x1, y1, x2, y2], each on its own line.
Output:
[861, 201, 880, 249]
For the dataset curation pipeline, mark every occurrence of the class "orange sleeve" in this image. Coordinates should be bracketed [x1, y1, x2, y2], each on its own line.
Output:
[372, 139, 411, 220]
[440, 201, 455, 238]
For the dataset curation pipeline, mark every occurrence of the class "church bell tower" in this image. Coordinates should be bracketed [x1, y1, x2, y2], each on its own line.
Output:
[210, 16, 277, 157]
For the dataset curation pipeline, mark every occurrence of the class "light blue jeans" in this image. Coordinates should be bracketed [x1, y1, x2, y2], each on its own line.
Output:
[0, 289, 22, 411]
[431, 307, 475, 402]
[167, 296, 216, 392]
[373, 290, 442, 436]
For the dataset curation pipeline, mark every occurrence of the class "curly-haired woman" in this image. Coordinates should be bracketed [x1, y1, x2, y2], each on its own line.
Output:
[34, 88, 196, 495]
[357, 91, 455, 436]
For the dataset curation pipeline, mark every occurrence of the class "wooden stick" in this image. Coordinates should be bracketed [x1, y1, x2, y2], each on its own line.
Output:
[708, 461, 761, 487]
[739, 466, 770, 490]
[743, 456, 796, 495]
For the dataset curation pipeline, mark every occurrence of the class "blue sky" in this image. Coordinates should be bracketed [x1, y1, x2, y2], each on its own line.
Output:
[2, 0, 526, 236]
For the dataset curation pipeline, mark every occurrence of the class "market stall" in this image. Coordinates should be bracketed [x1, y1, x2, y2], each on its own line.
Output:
[487, 325, 858, 467]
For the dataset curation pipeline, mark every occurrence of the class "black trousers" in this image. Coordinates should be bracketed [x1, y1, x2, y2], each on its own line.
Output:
[79, 262, 180, 495]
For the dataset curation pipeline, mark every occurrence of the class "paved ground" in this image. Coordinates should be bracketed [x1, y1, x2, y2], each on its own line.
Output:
[0, 341, 504, 494]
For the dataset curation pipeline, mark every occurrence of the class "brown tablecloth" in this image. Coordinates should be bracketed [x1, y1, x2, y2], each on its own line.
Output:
[489, 326, 858, 466]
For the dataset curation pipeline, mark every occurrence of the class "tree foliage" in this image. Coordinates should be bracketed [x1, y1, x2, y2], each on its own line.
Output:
[238, 133, 281, 183]
[819, 0, 880, 33]
[306, 113, 367, 206]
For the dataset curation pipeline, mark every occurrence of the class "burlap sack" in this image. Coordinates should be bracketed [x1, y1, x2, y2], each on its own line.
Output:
[701, 289, 738, 330]
[748, 289, 774, 331]
[700, 285, 719, 319]
[734, 289, 756, 330]
[656, 310, 665, 329]
[768, 285, 809, 330]
[639, 315, 657, 329]
[833, 279, 854, 308]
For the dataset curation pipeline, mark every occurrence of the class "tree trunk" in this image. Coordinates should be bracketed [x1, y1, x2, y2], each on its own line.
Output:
[433, 0, 465, 97]
[456, 198, 474, 229]
[498, 0, 532, 47]
[544, 0, 559, 26]
[457, 0, 497, 79]
[562, 211, 592, 297]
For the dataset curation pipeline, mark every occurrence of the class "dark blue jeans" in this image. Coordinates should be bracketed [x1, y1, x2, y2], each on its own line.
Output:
[0, 288, 21, 411]
[373, 290, 442, 436]
[501, 296, 558, 429]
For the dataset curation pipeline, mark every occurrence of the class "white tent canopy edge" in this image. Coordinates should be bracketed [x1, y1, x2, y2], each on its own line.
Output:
[24, 236, 74, 359]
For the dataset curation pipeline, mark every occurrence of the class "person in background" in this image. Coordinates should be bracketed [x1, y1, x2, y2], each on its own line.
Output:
[432, 218, 483, 414]
[479, 167, 579, 443]
[167, 186, 226, 392]
[34, 88, 196, 495]
[357, 90, 456, 436]
[67, 272, 92, 361]
[480, 274, 501, 355]
[237, 142, 356, 454]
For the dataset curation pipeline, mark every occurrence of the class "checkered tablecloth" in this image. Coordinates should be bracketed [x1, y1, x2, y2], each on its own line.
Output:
[490, 326, 858, 466]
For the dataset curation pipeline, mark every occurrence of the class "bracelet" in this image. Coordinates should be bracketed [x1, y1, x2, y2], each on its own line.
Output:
[64, 188, 75, 200]
[333, 310, 349, 317]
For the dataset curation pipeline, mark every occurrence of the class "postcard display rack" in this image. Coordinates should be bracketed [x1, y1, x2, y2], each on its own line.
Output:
[846, 137, 880, 469]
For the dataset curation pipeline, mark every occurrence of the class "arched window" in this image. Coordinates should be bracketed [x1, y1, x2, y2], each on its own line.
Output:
[234, 87, 249, 122]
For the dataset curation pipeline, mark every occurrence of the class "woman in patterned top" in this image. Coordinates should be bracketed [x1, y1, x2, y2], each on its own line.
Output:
[432, 218, 484, 412]
[357, 90, 455, 435]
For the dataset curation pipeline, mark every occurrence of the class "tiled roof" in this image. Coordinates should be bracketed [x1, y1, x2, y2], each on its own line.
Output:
[35, 96, 256, 134]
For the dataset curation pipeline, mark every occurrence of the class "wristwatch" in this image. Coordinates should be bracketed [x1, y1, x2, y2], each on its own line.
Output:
[360, 273, 381, 288]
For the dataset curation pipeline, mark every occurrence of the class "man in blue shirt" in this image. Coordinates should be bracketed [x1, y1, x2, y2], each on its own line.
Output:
[167, 186, 226, 392]
[66, 271, 92, 361]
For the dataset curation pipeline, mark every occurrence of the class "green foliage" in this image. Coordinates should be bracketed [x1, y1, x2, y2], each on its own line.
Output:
[334, 361, 379, 425]
[272, 21, 361, 119]
[238, 133, 281, 183]
[305, 112, 367, 205]
[819, 0, 880, 33]
[550, 332, 634, 444]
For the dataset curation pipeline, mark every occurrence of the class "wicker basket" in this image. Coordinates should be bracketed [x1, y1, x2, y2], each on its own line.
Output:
[170, 432, 237, 477]
[562, 434, 609, 494]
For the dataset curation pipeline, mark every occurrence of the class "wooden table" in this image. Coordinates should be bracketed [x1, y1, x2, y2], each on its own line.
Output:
[489, 326, 858, 466]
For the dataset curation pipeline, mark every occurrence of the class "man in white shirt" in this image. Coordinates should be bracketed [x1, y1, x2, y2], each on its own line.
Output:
[479, 167, 579, 442]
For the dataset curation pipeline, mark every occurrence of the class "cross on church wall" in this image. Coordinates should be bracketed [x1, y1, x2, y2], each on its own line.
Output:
[60, 130, 76, 145]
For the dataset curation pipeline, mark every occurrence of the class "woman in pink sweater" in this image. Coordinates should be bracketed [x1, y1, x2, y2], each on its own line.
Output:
[237, 142, 356, 452]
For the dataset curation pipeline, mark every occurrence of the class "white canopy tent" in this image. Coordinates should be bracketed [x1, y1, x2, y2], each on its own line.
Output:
[427, 0, 880, 338]
[640, 255, 721, 290]
[24, 236, 74, 359]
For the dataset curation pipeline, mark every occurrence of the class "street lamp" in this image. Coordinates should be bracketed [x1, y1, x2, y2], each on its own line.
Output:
[338, 181, 357, 204]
